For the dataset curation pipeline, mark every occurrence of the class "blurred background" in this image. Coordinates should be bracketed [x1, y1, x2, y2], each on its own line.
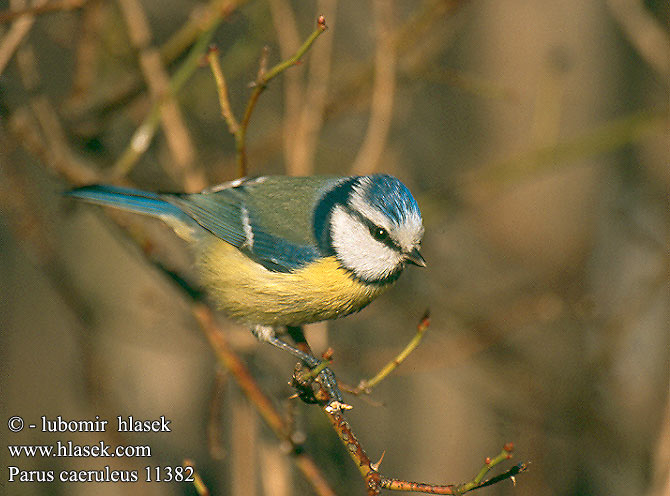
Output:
[1, 0, 668, 495]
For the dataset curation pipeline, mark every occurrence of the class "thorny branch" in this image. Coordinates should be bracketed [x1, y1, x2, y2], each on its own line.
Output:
[287, 317, 525, 495]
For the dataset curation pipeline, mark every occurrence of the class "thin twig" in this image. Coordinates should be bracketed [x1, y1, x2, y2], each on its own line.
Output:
[207, 46, 240, 135]
[323, 405, 523, 495]
[350, 311, 430, 394]
[236, 16, 328, 176]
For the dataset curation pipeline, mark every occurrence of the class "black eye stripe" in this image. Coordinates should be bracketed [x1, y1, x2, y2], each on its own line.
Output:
[345, 207, 402, 252]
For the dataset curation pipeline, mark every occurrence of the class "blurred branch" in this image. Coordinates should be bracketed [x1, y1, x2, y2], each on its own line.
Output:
[183, 459, 211, 496]
[288, 0, 336, 176]
[10, 43, 98, 184]
[109, 13, 222, 185]
[467, 109, 668, 193]
[66, 0, 465, 169]
[0, 0, 48, 75]
[115, 0, 204, 190]
[351, 0, 396, 175]
[240, 0, 467, 171]
[326, 0, 467, 119]
[406, 67, 519, 102]
[231, 394, 259, 494]
[350, 0, 397, 175]
[606, 0, 670, 83]
[0, 0, 87, 24]
[69, 0, 103, 101]
[647, 388, 670, 496]
[63, 0, 241, 121]
[266, 0, 335, 176]
[207, 366, 228, 459]
[268, 0, 302, 170]
[192, 304, 337, 496]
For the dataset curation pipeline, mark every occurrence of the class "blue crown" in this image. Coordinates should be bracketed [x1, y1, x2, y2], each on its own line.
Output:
[363, 174, 421, 225]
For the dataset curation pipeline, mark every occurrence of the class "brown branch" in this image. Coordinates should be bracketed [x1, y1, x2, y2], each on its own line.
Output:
[207, 46, 241, 136]
[606, 0, 670, 82]
[0, 0, 48, 75]
[10, 46, 98, 184]
[322, 406, 524, 495]
[109, 7, 225, 185]
[63, 0, 241, 123]
[283, 331, 525, 494]
[69, 0, 104, 101]
[345, 310, 430, 396]
[381, 460, 527, 494]
[115, 0, 204, 191]
[192, 304, 337, 496]
[207, 366, 228, 459]
[235, 15, 328, 176]
[325, 410, 382, 495]
[0, 0, 87, 24]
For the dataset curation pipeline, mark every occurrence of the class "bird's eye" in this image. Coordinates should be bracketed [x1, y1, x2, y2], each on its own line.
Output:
[370, 226, 388, 242]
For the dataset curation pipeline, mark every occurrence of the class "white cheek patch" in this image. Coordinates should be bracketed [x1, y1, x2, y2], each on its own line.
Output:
[330, 206, 404, 282]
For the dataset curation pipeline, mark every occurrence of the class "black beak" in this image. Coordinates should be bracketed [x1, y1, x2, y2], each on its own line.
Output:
[405, 248, 426, 267]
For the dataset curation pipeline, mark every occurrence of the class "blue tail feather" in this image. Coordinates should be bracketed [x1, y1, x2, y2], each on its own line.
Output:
[65, 185, 185, 220]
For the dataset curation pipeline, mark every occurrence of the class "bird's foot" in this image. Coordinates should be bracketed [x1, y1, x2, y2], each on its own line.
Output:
[253, 325, 352, 411]
[291, 362, 352, 412]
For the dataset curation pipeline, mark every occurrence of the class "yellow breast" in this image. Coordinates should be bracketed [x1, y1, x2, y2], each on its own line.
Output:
[196, 239, 393, 326]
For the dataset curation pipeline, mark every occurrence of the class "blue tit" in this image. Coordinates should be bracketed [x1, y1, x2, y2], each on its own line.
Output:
[67, 174, 425, 408]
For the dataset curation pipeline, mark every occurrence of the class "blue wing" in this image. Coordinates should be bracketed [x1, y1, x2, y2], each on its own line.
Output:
[167, 177, 333, 272]
[67, 178, 336, 272]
